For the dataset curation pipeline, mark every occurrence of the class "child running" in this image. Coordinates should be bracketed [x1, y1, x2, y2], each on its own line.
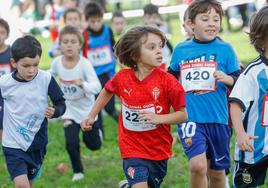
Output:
[230, 6, 268, 188]
[50, 25, 102, 181]
[81, 25, 187, 188]
[0, 35, 66, 188]
[168, 0, 241, 187]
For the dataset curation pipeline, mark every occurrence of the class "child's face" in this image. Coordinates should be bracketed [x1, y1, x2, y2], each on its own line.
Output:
[0, 25, 8, 46]
[144, 13, 161, 25]
[60, 33, 81, 58]
[137, 33, 163, 69]
[65, 12, 81, 28]
[87, 16, 103, 32]
[112, 16, 125, 34]
[12, 55, 39, 81]
[190, 8, 221, 41]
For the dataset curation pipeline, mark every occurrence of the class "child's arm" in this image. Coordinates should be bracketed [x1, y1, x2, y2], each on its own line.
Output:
[214, 71, 236, 86]
[81, 88, 113, 131]
[47, 76, 66, 118]
[74, 59, 102, 95]
[139, 107, 187, 125]
[230, 102, 256, 152]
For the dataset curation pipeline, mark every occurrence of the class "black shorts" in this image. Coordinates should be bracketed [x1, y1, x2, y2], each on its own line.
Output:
[233, 155, 268, 188]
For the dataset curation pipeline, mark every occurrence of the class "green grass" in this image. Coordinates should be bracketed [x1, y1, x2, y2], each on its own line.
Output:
[0, 15, 265, 188]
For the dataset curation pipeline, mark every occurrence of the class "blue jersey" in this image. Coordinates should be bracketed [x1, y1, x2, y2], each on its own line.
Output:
[230, 56, 268, 164]
[84, 25, 116, 76]
[170, 38, 240, 124]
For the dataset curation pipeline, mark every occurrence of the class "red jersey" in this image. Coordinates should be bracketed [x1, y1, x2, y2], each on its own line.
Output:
[105, 68, 186, 160]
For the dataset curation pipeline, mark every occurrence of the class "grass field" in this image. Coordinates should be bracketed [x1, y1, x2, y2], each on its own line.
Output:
[0, 14, 266, 188]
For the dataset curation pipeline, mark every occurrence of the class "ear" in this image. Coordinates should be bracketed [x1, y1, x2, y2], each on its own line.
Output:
[188, 19, 195, 30]
[10, 58, 17, 69]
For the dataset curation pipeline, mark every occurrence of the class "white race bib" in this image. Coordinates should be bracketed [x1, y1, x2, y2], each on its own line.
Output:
[122, 103, 156, 131]
[0, 64, 11, 76]
[180, 62, 217, 92]
[60, 79, 84, 100]
[87, 45, 112, 66]
[261, 94, 268, 126]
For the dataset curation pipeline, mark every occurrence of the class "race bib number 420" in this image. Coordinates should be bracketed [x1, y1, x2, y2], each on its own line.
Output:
[261, 94, 268, 126]
[122, 104, 156, 132]
[180, 62, 217, 92]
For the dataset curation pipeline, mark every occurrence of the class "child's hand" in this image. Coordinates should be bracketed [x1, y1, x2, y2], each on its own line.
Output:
[214, 71, 233, 85]
[45, 105, 55, 119]
[80, 116, 95, 131]
[139, 111, 160, 125]
[236, 133, 258, 152]
[73, 79, 83, 88]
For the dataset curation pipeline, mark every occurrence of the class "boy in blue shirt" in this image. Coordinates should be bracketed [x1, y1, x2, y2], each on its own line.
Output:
[168, 0, 240, 187]
[0, 35, 66, 188]
[82, 2, 119, 132]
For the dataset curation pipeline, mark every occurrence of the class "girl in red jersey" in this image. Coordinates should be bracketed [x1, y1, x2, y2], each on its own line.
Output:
[81, 25, 187, 188]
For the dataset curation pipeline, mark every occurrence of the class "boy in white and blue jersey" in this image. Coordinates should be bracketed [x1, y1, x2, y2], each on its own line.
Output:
[230, 6, 268, 188]
[168, 1, 240, 188]
[0, 35, 66, 188]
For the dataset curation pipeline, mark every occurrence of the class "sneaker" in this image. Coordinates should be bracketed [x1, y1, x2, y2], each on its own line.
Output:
[118, 179, 129, 188]
[72, 172, 84, 181]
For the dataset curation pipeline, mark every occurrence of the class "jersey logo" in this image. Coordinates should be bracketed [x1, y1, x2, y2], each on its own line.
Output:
[127, 167, 135, 179]
[215, 155, 225, 162]
[152, 87, 160, 101]
[124, 88, 132, 96]
[242, 169, 252, 184]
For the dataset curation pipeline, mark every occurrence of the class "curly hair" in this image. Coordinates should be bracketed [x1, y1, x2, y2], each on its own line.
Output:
[249, 6, 268, 55]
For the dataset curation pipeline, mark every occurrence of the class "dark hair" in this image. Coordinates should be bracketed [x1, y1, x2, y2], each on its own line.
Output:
[188, 0, 224, 23]
[59, 25, 82, 44]
[11, 35, 42, 62]
[84, 2, 104, 20]
[63, 8, 82, 23]
[114, 25, 166, 69]
[249, 6, 268, 55]
[112, 10, 124, 20]
[0, 18, 10, 37]
[143, 3, 159, 15]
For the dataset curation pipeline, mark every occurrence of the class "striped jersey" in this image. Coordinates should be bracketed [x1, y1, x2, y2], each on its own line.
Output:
[229, 55, 268, 164]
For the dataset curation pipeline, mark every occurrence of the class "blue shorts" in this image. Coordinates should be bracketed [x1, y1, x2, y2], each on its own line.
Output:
[122, 158, 168, 188]
[178, 121, 231, 170]
[3, 147, 46, 180]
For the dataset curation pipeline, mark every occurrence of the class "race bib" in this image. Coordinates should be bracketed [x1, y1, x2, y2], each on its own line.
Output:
[60, 79, 84, 100]
[122, 103, 156, 131]
[261, 94, 268, 126]
[87, 45, 112, 66]
[0, 64, 11, 76]
[180, 62, 217, 92]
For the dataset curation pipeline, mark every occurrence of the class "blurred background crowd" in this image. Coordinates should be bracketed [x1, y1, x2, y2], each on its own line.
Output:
[0, 0, 267, 45]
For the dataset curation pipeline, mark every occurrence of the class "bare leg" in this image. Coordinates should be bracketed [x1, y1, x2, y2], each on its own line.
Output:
[207, 168, 226, 188]
[14, 174, 30, 188]
[189, 153, 208, 188]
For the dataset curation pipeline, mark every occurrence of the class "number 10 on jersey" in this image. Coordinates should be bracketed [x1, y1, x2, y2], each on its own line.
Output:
[180, 62, 217, 93]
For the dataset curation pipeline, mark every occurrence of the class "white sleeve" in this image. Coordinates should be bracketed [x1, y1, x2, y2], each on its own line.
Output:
[229, 73, 254, 112]
[81, 57, 101, 95]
